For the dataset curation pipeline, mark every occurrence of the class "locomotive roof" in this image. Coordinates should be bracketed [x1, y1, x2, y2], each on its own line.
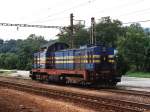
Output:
[41, 41, 68, 49]
[41, 41, 69, 52]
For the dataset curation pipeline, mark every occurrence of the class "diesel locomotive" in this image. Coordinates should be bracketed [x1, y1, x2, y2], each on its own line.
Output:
[30, 42, 121, 86]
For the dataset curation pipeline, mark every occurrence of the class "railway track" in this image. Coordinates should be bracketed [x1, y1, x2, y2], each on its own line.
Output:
[101, 88, 150, 98]
[1, 75, 150, 97]
[0, 80, 150, 112]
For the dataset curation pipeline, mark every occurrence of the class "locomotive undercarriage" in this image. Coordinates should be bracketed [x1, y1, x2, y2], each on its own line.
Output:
[30, 71, 120, 87]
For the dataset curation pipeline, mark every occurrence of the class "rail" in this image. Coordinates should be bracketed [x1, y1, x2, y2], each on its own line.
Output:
[0, 80, 149, 112]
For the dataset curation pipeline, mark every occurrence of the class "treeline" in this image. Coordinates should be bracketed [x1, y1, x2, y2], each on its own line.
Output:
[0, 34, 48, 70]
[0, 17, 150, 74]
[58, 17, 150, 74]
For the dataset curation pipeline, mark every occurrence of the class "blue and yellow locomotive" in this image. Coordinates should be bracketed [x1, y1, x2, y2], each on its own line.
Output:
[30, 42, 121, 86]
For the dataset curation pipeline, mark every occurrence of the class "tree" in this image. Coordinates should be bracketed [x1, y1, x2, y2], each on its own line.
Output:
[16, 34, 48, 70]
[0, 39, 4, 45]
[4, 53, 18, 69]
[95, 17, 124, 47]
[0, 53, 18, 69]
[58, 24, 90, 48]
[0, 53, 6, 68]
[117, 24, 148, 71]
[58, 17, 124, 48]
[0, 34, 48, 70]
[143, 37, 150, 71]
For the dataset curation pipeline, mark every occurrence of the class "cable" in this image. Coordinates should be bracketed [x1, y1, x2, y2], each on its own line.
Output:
[27, 0, 96, 24]
[123, 19, 150, 24]
[0, 23, 64, 29]
[14, 0, 75, 23]
[79, 0, 145, 20]
[43, 0, 96, 17]
[116, 7, 150, 18]
[46, 0, 96, 18]
[96, 0, 145, 14]
[28, 0, 96, 24]
[29, 16, 69, 24]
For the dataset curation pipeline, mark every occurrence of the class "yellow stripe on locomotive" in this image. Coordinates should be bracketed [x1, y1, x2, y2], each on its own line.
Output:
[54, 55, 101, 64]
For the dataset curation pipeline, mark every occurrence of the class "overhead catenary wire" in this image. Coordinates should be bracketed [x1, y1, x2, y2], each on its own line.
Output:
[47, 0, 96, 18]
[29, 16, 69, 24]
[0, 23, 64, 29]
[77, 0, 145, 21]
[11, 0, 146, 25]
[29, 0, 96, 24]
[96, 0, 145, 14]
[84, 18, 150, 29]
[12, 0, 76, 23]
[116, 7, 150, 18]
[123, 19, 150, 24]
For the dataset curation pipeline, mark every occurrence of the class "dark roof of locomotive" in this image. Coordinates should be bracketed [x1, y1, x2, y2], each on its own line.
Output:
[41, 41, 69, 52]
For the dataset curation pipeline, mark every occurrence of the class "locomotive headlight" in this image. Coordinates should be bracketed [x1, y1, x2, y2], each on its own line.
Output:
[108, 55, 114, 58]
[108, 60, 115, 63]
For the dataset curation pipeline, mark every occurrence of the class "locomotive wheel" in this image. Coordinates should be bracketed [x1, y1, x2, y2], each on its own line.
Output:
[105, 81, 117, 88]
[79, 81, 86, 86]
[31, 73, 36, 80]
[110, 81, 117, 86]
[59, 76, 66, 83]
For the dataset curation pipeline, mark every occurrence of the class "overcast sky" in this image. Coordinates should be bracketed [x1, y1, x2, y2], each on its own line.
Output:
[0, 0, 150, 40]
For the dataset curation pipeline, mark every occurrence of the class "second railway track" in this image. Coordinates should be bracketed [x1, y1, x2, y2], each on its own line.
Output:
[2, 75, 150, 97]
[0, 80, 150, 112]
[101, 88, 150, 98]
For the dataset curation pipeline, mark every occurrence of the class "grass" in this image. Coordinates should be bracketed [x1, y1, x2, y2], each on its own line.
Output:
[0, 69, 17, 76]
[126, 71, 150, 78]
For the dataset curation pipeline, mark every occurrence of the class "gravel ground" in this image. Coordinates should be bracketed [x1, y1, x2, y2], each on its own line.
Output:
[0, 77, 150, 105]
[118, 76, 150, 88]
[9, 70, 30, 79]
[0, 87, 95, 112]
[118, 76, 150, 92]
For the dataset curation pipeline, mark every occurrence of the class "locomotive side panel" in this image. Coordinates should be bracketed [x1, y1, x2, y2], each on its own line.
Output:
[55, 51, 64, 69]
